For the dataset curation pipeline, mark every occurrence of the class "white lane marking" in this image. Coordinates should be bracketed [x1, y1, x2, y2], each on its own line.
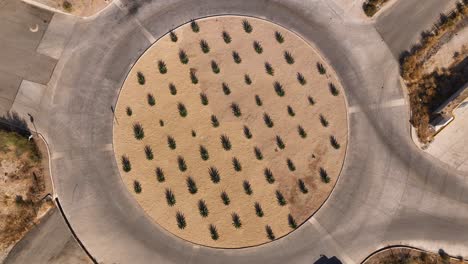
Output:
[349, 98, 406, 114]
[308, 217, 356, 264]
[113, 0, 156, 43]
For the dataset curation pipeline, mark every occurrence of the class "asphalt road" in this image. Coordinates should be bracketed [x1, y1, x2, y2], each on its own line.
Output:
[4, 0, 468, 263]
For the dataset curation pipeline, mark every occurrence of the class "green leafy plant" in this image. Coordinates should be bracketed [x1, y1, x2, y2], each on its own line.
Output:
[243, 125, 252, 139]
[156, 167, 165, 182]
[179, 49, 189, 64]
[209, 224, 219, 240]
[147, 93, 156, 106]
[133, 123, 144, 140]
[243, 180, 252, 195]
[190, 69, 198, 84]
[200, 93, 209, 105]
[231, 103, 241, 117]
[232, 157, 242, 172]
[232, 51, 242, 64]
[284, 51, 295, 64]
[298, 179, 308, 194]
[126, 107, 132, 116]
[330, 136, 340, 149]
[254, 202, 264, 217]
[242, 19, 252, 33]
[264, 168, 275, 183]
[287, 158, 296, 171]
[198, 199, 209, 217]
[276, 190, 287, 206]
[317, 62, 326, 74]
[169, 31, 178, 42]
[158, 60, 167, 74]
[165, 188, 176, 206]
[133, 180, 142, 194]
[320, 167, 330, 183]
[329, 83, 339, 96]
[167, 136, 176, 150]
[169, 83, 177, 95]
[244, 74, 252, 85]
[308, 96, 315, 105]
[200, 145, 209, 161]
[274, 81, 285, 97]
[211, 60, 220, 74]
[232, 213, 242, 228]
[254, 146, 263, 160]
[209, 166, 221, 183]
[200, 40, 210, 53]
[211, 115, 219, 127]
[137, 71, 145, 85]
[297, 72, 306, 85]
[255, 95, 263, 106]
[177, 156, 187, 172]
[320, 114, 329, 127]
[220, 191, 230, 205]
[276, 135, 285, 149]
[222, 82, 231, 95]
[265, 225, 275, 240]
[288, 214, 297, 229]
[121, 155, 131, 172]
[263, 113, 274, 128]
[298, 125, 307, 138]
[144, 145, 153, 160]
[222, 31, 231, 43]
[186, 176, 197, 194]
[220, 134, 232, 151]
[253, 41, 263, 54]
[275, 31, 284, 43]
[190, 20, 199, 32]
[176, 211, 186, 229]
[287, 105, 295, 117]
[178, 102, 188, 117]
[265, 62, 274, 76]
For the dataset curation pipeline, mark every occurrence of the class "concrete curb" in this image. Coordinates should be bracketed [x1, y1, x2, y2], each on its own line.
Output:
[361, 245, 466, 264]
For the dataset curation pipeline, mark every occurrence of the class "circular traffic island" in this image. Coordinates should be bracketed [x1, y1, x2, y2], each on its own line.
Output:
[113, 16, 348, 248]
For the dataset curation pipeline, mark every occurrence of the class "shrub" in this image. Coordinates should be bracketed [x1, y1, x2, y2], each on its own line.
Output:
[179, 49, 189, 64]
[232, 51, 242, 64]
[121, 155, 131, 172]
[133, 123, 144, 140]
[144, 145, 153, 160]
[243, 125, 252, 139]
[169, 83, 177, 95]
[317, 62, 326, 74]
[186, 176, 197, 194]
[200, 145, 209, 160]
[165, 188, 176, 206]
[191, 130, 196, 137]
[308, 96, 315, 105]
[284, 51, 295, 64]
[222, 82, 231, 95]
[198, 199, 209, 217]
[288, 214, 297, 229]
[169, 31, 178, 42]
[363, 2, 378, 17]
[264, 168, 275, 183]
[287, 105, 295, 117]
[263, 113, 274, 128]
[265, 62, 274, 76]
[255, 95, 262, 106]
[276, 190, 287, 206]
[190, 20, 199, 32]
[232, 157, 242, 172]
[156, 167, 165, 182]
[243, 180, 253, 195]
[231, 103, 242, 117]
[220, 191, 230, 205]
[211, 115, 219, 127]
[298, 179, 308, 194]
[222, 31, 231, 43]
[211, 60, 220, 74]
[209, 224, 219, 240]
[319, 167, 330, 183]
[137, 71, 145, 85]
[200, 93, 209, 105]
[330, 136, 340, 149]
[133, 180, 142, 193]
[253, 41, 263, 54]
[254, 146, 263, 160]
[126, 106, 132, 116]
[63, 1, 72, 12]
[147, 93, 156, 106]
[158, 60, 167, 74]
[297, 72, 306, 85]
[160, 119, 165, 126]
[209, 167, 221, 183]
[254, 202, 264, 217]
[220, 134, 232, 150]
[200, 40, 210, 53]
[287, 158, 296, 171]
[265, 225, 275, 240]
[176, 211, 186, 229]
[177, 102, 188, 117]
[190, 69, 198, 84]
[276, 135, 285, 149]
[298, 125, 307, 138]
[274, 82, 285, 97]
[329, 83, 339, 96]
[177, 156, 187, 172]
[15, 195, 24, 205]
[229, 214, 243, 232]
[320, 114, 329, 127]
[242, 19, 252, 33]
[275, 31, 284, 43]
[167, 136, 176, 150]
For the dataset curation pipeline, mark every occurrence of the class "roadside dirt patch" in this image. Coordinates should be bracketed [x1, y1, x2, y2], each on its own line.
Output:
[113, 16, 348, 248]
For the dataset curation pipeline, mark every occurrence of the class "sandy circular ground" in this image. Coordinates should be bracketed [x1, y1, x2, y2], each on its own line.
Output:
[113, 16, 348, 248]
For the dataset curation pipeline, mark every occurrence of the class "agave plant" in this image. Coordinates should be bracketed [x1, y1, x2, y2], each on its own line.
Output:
[200, 145, 209, 161]
[308, 96, 315, 105]
[167, 136, 176, 150]
[320, 114, 329, 127]
[186, 176, 197, 194]
[255, 95, 262, 106]
[187, 69, 198, 85]
[144, 145, 153, 160]
[254, 202, 264, 217]
[265, 62, 274, 76]
[155, 167, 165, 182]
[211, 60, 220, 74]
[177, 156, 187, 172]
[243, 125, 252, 139]
[287, 158, 296, 171]
[220, 191, 230, 205]
[200, 40, 210, 53]
[231, 103, 241, 117]
[159, 119, 164, 127]
[209, 224, 219, 240]
[178, 102, 188, 117]
[190, 20, 199, 32]
[137, 71, 145, 85]
[198, 199, 209, 217]
[176, 211, 186, 229]
[220, 134, 232, 151]
[253, 41, 263, 54]
[200, 93, 209, 106]
[121, 155, 131, 172]
[287, 105, 295, 117]
[298, 125, 307, 138]
[329, 83, 339, 96]
[273, 81, 285, 97]
[298, 179, 308, 194]
[265, 225, 275, 240]
[297, 72, 306, 85]
[317, 62, 326, 75]
[242, 19, 252, 33]
[275, 31, 284, 43]
[276, 190, 287, 206]
[263, 113, 274, 128]
[284, 51, 295, 64]
[222, 31, 231, 43]
[320, 167, 330, 183]
[288, 214, 297, 229]
[232, 157, 242, 172]
[126, 106, 132, 116]
[133, 180, 142, 194]
[147, 93, 156, 106]
[191, 130, 196, 137]
[276, 135, 285, 149]
[243, 180, 252, 195]
[244, 74, 252, 85]
[211, 115, 219, 127]
[232, 213, 242, 228]
[169, 83, 177, 95]
[330, 135, 340, 149]
[179, 49, 189, 64]
[209, 167, 221, 183]
[222, 82, 231, 95]
[133, 123, 144, 140]
[254, 147, 263, 160]
[264, 168, 275, 183]
[232, 51, 242, 64]
[165, 188, 176, 206]
[158, 60, 167, 74]
[169, 31, 178, 42]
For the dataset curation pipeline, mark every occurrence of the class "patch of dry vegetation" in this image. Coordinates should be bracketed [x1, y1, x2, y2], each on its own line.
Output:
[365, 248, 463, 264]
[363, 0, 391, 17]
